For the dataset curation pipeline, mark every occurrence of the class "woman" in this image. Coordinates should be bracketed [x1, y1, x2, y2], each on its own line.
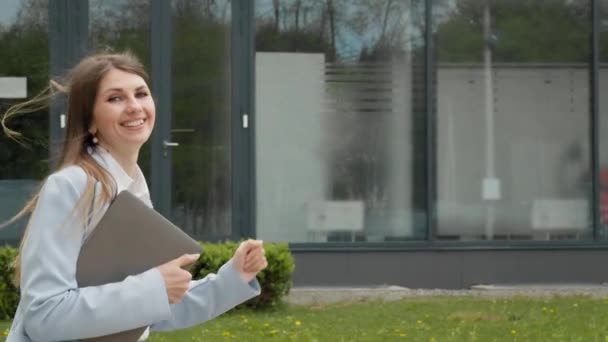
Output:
[2, 52, 267, 341]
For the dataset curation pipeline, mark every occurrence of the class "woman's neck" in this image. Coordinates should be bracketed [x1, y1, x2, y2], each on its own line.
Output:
[97, 143, 139, 177]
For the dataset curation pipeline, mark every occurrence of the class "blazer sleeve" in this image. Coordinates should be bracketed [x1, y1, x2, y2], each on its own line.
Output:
[150, 259, 261, 332]
[19, 168, 172, 341]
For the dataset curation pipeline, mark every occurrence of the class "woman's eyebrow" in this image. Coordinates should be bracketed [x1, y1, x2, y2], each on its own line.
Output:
[102, 87, 124, 95]
[102, 85, 148, 95]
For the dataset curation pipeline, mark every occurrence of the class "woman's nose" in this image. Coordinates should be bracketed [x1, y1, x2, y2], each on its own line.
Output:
[126, 96, 142, 113]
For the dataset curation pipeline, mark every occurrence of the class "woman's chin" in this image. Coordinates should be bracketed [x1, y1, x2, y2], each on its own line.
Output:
[122, 133, 151, 147]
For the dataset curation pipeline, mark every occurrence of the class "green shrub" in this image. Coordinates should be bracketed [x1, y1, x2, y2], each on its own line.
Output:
[0, 241, 295, 320]
[191, 241, 295, 310]
[0, 246, 19, 320]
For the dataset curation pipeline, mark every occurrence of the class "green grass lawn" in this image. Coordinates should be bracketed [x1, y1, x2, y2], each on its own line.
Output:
[3, 296, 608, 341]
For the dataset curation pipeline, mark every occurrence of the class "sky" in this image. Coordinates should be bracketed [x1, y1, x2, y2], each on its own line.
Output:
[0, 0, 421, 61]
[0, 0, 21, 26]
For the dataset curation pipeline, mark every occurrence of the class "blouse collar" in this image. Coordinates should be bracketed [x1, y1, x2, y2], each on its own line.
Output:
[89, 145, 152, 207]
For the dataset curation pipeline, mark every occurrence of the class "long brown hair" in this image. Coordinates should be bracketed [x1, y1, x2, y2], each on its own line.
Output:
[1, 52, 150, 284]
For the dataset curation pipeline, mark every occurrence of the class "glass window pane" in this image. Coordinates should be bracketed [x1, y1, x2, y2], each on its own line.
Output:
[90, 0, 233, 240]
[169, 0, 232, 239]
[435, 0, 592, 240]
[255, 0, 427, 243]
[89, 0, 151, 179]
[601, 0, 608, 239]
[0, 0, 49, 242]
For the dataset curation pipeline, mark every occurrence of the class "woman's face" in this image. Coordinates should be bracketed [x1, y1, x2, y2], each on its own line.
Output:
[90, 68, 155, 154]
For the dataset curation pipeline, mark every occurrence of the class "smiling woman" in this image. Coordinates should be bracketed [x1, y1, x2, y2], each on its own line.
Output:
[0, 52, 267, 342]
[90, 69, 156, 175]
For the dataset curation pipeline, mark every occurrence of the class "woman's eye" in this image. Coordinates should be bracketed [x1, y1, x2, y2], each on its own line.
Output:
[108, 96, 121, 102]
[136, 92, 149, 98]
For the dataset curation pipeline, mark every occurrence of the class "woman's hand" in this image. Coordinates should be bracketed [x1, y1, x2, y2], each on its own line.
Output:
[156, 254, 199, 304]
[231, 240, 268, 283]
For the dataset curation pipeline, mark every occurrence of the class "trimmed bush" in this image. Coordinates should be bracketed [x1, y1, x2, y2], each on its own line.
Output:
[0, 241, 295, 320]
[191, 241, 295, 310]
[0, 245, 18, 320]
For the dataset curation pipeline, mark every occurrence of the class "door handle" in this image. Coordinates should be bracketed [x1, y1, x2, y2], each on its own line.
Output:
[163, 140, 179, 147]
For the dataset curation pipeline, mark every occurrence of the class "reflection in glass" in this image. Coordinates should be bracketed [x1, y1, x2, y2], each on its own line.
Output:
[600, 0, 608, 239]
[0, 0, 49, 242]
[89, 0, 151, 179]
[435, 0, 592, 240]
[170, 0, 232, 239]
[89, 0, 150, 61]
[90, 0, 234, 239]
[255, 0, 426, 242]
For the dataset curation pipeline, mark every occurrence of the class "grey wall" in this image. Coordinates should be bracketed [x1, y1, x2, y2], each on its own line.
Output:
[291, 249, 608, 288]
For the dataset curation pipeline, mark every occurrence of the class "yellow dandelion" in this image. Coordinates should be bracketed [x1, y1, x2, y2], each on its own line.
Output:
[400, 333, 406, 337]
[270, 329, 279, 335]
[511, 330, 517, 335]
[295, 320, 302, 326]
[573, 303, 579, 308]
[417, 320, 423, 324]
[264, 322, 270, 327]
[222, 331, 232, 337]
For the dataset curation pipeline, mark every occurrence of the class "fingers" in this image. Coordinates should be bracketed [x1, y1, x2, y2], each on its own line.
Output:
[235, 239, 263, 259]
[231, 239, 266, 274]
[243, 239, 264, 251]
[174, 253, 200, 267]
[168, 271, 192, 304]
[244, 248, 265, 269]
[156, 256, 195, 304]
[234, 240, 249, 258]
[247, 258, 268, 271]
[244, 244, 268, 273]
[245, 257, 268, 273]
[246, 246, 264, 258]
[246, 240, 264, 260]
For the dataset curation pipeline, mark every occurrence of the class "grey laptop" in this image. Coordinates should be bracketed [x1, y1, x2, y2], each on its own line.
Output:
[75, 190, 202, 342]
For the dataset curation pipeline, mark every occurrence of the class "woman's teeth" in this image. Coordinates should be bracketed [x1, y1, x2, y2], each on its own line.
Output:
[123, 119, 145, 127]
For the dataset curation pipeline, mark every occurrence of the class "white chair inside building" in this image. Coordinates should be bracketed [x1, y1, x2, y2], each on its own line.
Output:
[531, 199, 589, 239]
[306, 200, 364, 242]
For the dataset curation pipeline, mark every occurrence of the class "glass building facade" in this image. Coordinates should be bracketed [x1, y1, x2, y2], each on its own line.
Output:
[1, 0, 608, 261]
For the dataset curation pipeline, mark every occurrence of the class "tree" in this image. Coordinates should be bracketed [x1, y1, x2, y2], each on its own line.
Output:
[435, 0, 591, 63]
[0, 0, 49, 180]
[94, 0, 235, 236]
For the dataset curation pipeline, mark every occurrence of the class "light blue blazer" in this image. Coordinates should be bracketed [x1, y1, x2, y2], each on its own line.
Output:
[7, 165, 260, 342]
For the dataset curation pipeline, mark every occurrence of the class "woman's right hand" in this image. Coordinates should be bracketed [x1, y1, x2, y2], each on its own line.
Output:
[156, 254, 199, 304]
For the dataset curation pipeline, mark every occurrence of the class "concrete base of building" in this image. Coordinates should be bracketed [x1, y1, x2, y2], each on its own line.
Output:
[286, 284, 608, 305]
[290, 248, 608, 289]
